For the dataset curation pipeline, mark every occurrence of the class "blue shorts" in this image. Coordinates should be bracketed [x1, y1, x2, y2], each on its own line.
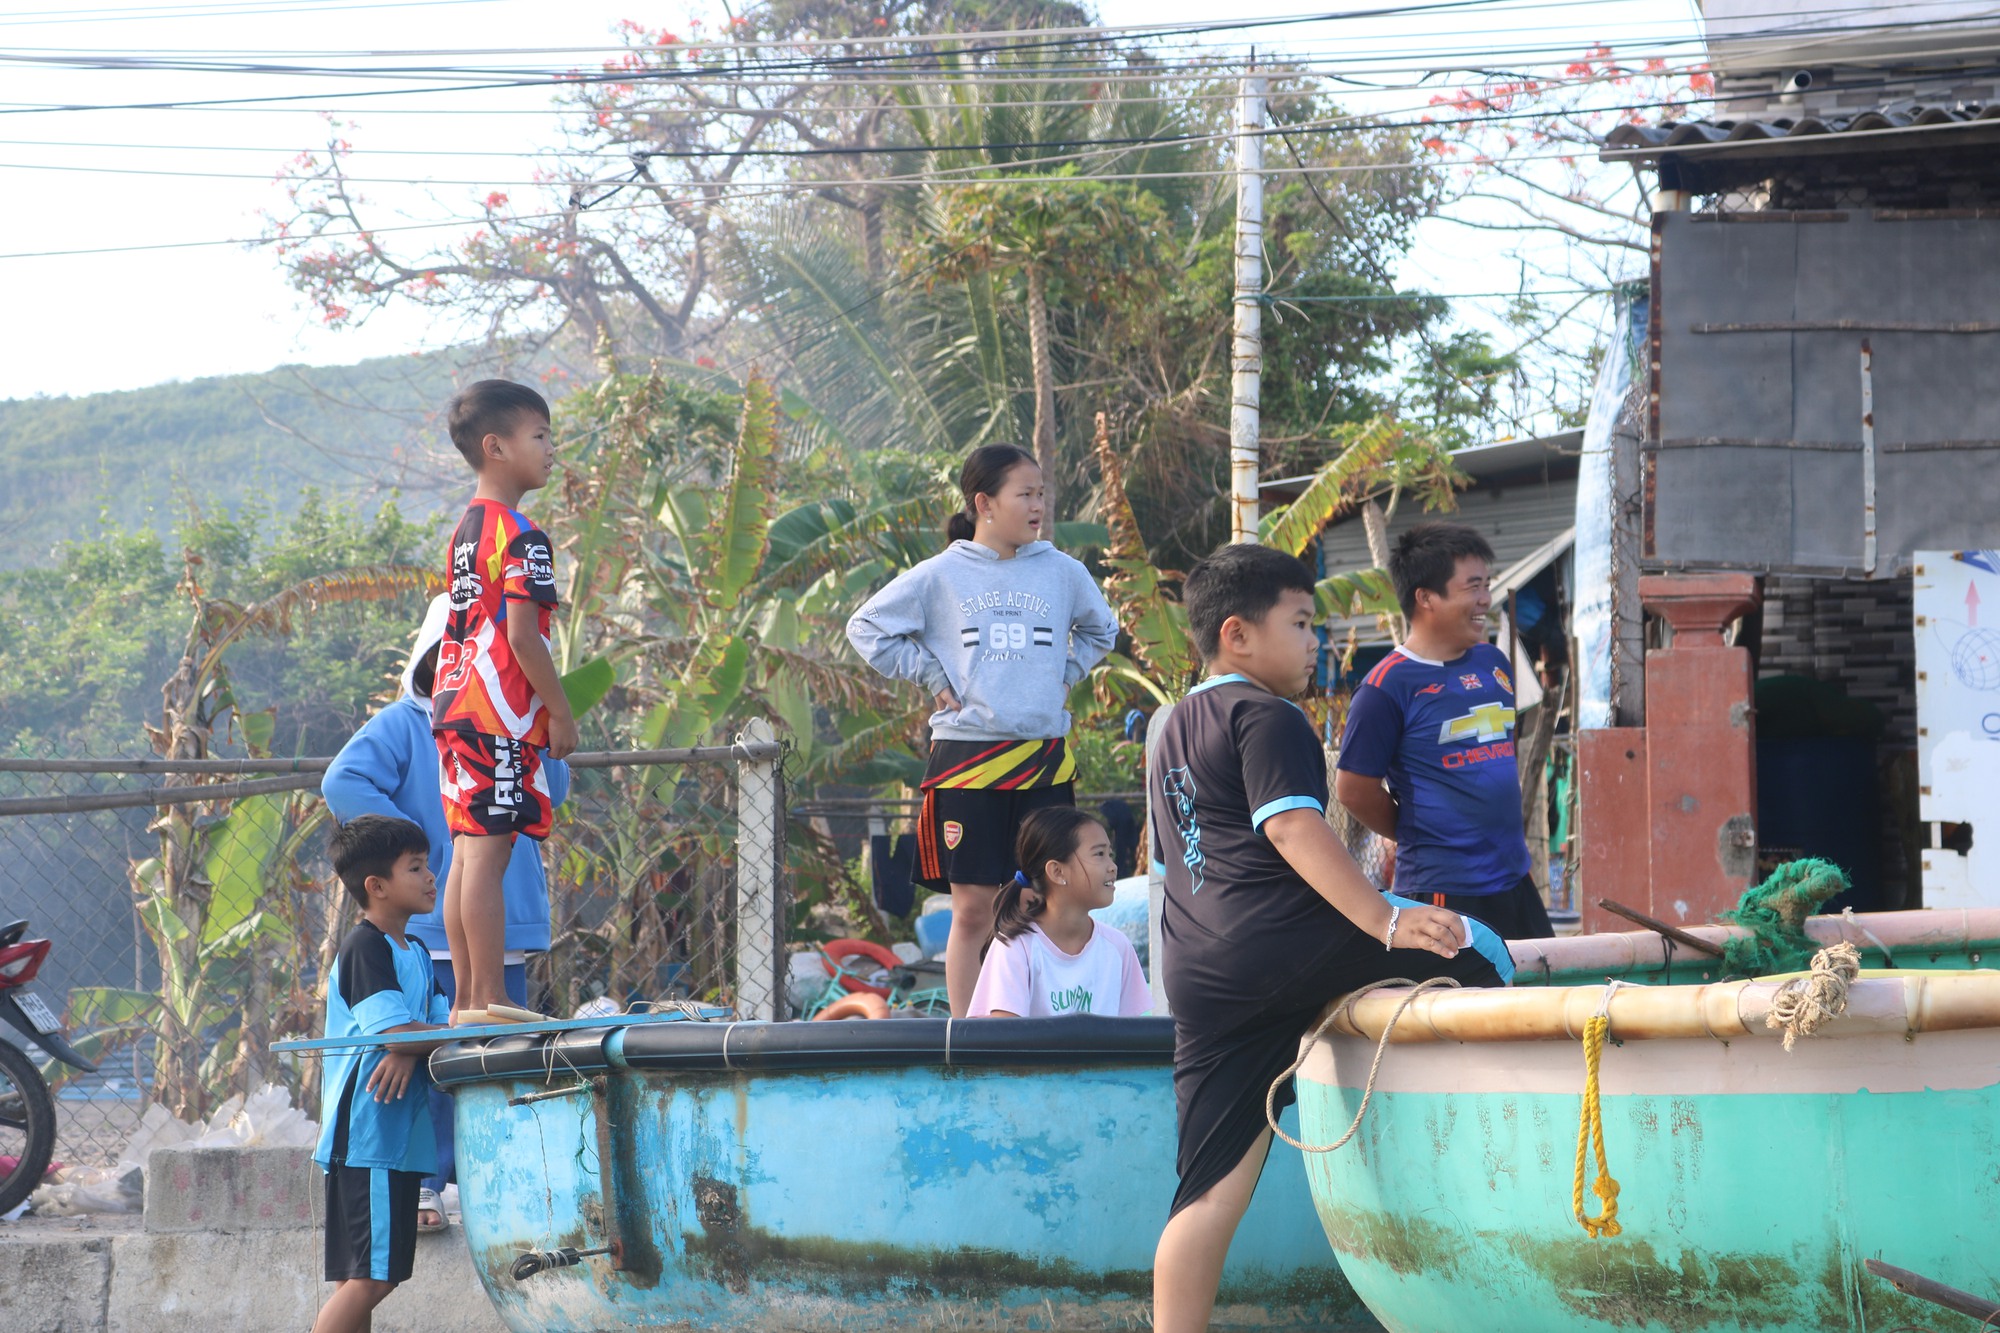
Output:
[323, 1164, 421, 1283]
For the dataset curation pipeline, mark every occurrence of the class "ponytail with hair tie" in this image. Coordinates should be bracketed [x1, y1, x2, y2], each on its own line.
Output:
[944, 444, 1036, 547]
[982, 807, 1106, 961]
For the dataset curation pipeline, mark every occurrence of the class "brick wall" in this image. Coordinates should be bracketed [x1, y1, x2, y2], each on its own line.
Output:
[1757, 574, 1919, 903]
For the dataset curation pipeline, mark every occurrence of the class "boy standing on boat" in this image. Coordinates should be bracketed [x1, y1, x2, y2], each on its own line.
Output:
[431, 380, 576, 1022]
[846, 445, 1118, 1017]
[313, 816, 450, 1333]
[1148, 543, 1500, 1333]
[1334, 522, 1554, 940]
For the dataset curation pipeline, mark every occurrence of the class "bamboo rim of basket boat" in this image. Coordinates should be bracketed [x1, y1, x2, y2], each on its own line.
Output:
[1508, 907, 2000, 980]
[1322, 969, 2000, 1045]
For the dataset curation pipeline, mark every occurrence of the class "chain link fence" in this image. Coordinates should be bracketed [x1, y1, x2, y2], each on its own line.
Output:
[0, 729, 788, 1172]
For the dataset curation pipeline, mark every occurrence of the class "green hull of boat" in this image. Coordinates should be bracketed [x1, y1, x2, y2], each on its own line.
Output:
[1295, 1079, 1999, 1333]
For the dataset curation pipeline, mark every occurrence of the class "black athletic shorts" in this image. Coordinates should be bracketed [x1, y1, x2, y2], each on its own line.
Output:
[916, 782, 1074, 891]
[1410, 873, 1555, 941]
[323, 1163, 422, 1283]
[1168, 931, 1503, 1218]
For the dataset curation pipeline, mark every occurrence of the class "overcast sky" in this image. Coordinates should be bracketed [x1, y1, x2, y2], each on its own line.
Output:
[0, 0, 1696, 402]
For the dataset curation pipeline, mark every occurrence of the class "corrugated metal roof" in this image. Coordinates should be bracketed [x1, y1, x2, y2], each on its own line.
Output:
[1318, 473, 1578, 645]
[1261, 429, 1582, 502]
[1605, 101, 2000, 153]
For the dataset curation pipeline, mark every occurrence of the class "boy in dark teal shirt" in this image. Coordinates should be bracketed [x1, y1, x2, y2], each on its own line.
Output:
[314, 816, 449, 1333]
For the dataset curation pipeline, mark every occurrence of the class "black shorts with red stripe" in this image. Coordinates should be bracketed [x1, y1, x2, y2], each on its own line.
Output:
[436, 730, 553, 841]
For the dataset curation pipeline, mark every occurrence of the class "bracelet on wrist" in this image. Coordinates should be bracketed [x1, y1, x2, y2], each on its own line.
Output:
[1383, 904, 1401, 952]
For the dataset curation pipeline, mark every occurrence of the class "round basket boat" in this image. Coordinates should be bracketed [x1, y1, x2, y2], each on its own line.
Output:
[1293, 970, 2000, 1333]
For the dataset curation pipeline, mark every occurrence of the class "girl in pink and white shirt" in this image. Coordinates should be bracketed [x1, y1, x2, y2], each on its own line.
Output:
[969, 808, 1151, 1018]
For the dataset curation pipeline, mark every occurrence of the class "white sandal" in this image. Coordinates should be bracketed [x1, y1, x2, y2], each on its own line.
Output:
[416, 1186, 448, 1233]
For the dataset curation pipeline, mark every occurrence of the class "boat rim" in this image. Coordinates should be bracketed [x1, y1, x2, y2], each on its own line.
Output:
[1319, 969, 2000, 1045]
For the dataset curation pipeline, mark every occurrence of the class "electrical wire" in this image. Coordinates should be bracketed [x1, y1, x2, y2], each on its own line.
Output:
[0, 0, 1969, 59]
[0, 0, 511, 26]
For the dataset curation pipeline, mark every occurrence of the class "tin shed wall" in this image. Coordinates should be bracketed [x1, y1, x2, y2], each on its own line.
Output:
[1318, 474, 1576, 643]
[1652, 210, 2000, 575]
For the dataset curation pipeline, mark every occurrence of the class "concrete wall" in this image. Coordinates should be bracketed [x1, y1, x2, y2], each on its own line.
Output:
[0, 1144, 508, 1333]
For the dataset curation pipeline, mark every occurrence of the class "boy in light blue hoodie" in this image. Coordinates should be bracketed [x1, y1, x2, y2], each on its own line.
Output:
[321, 596, 570, 1228]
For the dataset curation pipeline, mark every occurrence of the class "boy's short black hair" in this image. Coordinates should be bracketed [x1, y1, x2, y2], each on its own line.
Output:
[329, 815, 429, 910]
[1389, 522, 1496, 618]
[1182, 543, 1318, 661]
[446, 380, 551, 468]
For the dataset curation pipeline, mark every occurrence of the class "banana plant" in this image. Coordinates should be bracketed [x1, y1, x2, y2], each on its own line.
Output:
[111, 558, 438, 1119]
[1259, 415, 1468, 645]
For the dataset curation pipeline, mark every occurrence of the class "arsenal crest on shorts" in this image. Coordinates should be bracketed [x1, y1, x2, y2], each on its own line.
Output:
[943, 820, 965, 849]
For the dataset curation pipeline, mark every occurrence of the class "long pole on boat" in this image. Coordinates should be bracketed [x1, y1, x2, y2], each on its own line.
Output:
[1230, 67, 1266, 543]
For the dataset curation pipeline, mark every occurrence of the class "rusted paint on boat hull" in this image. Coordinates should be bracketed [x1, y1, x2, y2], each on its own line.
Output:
[454, 1059, 1374, 1332]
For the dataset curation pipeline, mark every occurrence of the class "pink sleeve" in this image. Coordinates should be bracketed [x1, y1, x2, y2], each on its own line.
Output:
[1117, 935, 1153, 1016]
[968, 936, 1034, 1017]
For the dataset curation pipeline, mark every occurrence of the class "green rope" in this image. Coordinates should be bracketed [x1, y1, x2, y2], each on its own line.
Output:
[1717, 858, 1852, 977]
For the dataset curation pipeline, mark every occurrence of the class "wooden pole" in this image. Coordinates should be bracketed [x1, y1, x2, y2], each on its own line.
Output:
[1863, 1259, 2000, 1324]
[1595, 897, 1728, 958]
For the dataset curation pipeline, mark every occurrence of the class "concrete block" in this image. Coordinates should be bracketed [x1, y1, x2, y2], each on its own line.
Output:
[0, 1233, 112, 1332]
[143, 1144, 316, 1233]
[108, 1228, 508, 1333]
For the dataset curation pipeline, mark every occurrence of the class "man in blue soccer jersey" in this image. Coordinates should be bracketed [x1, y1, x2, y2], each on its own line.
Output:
[1335, 522, 1555, 940]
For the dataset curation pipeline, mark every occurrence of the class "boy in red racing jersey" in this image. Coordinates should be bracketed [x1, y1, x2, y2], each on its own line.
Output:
[430, 380, 576, 1023]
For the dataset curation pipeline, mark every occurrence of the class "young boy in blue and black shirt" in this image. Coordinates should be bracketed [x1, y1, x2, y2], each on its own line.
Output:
[1147, 544, 1504, 1333]
[314, 815, 449, 1333]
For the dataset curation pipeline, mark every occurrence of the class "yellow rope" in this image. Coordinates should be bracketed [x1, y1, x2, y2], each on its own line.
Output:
[1572, 1011, 1622, 1238]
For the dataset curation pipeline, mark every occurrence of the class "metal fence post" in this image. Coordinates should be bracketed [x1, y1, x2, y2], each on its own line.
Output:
[733, 719, 783, 1021]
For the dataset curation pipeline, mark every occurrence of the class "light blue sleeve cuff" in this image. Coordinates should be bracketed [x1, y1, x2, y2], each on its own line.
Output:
[352, 991, 418, 1037]
[1251, 795, 1325, 831]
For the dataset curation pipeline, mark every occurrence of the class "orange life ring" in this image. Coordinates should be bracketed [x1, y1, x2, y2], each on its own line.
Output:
[821, 939, 901, 997]
[813, 992, 890, 1021]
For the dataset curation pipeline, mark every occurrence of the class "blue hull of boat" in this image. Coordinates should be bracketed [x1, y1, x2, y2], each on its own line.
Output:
[440, 1018, 1370, 1332]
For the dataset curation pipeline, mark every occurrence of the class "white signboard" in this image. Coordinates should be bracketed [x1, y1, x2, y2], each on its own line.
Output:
[1914, 551, 2000, 908]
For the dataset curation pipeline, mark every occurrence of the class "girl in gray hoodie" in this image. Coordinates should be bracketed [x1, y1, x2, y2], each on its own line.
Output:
[846, 445, 1118, 1016]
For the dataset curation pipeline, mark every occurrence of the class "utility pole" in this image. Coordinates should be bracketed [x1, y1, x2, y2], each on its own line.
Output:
[1230, 70, 1266, 543]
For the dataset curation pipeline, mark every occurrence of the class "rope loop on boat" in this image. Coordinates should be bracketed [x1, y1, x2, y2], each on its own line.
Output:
[1766, 941, 1862, 1051]
[1573, 982, 1623, 1239]
[1265, 976, 1462, 1154]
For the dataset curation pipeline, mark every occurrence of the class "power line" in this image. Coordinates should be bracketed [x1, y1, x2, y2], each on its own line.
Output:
[0, 0, 510, 27]
[0, 0, 1962, 56]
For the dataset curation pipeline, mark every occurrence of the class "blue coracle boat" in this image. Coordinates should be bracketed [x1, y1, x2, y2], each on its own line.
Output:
[433, 1015, 1371, 1332]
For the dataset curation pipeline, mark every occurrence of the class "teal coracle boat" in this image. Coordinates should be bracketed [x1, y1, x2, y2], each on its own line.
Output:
[1291, 963, 2000, 1333]
[431, 1015, 1372, 1333]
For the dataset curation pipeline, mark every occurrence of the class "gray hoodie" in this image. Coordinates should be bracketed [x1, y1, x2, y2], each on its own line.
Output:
[846, 540, 1119, 741]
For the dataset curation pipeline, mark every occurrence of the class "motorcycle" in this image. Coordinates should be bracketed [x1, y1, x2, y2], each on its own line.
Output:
[0, 917, 98, 1216]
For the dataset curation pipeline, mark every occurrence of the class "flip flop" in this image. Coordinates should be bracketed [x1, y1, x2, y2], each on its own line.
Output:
[484, 1002, 551, 1023]
[416, 1186, 448, 1233]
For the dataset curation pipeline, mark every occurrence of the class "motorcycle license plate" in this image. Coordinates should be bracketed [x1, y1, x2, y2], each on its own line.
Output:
[12, 989, 60, 1035]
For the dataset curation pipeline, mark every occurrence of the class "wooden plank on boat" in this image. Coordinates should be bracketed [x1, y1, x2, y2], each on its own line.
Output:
[1864, 1259, 2000, 1323]
[1596, 897, 1728, 957]
[271, 1007, 731, 1054]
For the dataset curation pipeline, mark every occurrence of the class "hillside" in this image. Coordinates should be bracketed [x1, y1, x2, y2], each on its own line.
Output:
[0, 350, 513, 564]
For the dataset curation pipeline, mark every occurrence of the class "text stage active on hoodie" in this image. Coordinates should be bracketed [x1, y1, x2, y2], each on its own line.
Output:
[320, 597, 571, 957]
[846, 540, 1118, 741]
